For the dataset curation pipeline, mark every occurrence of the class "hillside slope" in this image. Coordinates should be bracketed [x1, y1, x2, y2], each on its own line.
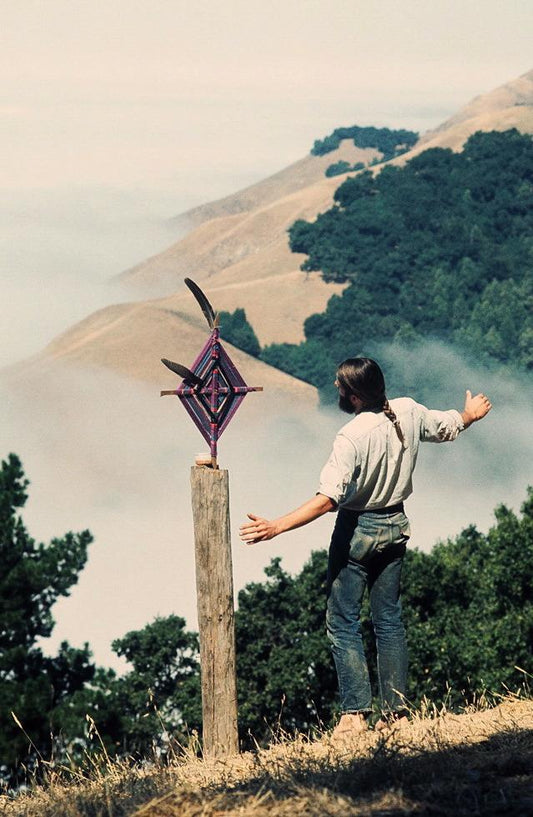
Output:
[39, 69, 533, 384]
[418, 67, 533, 151]
[117, 140, 377, 346]
[32, 297, 319, 402]
[121, 69, 533, 291]
[5, 699, 533, 816]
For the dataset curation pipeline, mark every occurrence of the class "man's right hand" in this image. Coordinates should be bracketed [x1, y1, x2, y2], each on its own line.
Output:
[239, 513, 279, 544]
[461, 390, 492, 428]
[239, 494, 335, 546]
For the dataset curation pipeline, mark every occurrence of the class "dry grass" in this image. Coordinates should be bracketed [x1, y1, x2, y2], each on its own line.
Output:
[2, 697, 532, 817]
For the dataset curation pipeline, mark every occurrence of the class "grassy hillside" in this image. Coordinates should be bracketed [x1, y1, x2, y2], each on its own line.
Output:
[3, 698, 532, 816]
[28, 70, 531, 388]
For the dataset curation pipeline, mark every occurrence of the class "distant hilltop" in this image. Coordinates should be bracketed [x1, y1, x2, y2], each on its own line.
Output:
[311, 124, 419, 173]
[24, 68, 533, 394]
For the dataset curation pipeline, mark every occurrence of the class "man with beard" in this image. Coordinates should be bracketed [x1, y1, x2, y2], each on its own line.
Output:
[240, 358, 492, 738]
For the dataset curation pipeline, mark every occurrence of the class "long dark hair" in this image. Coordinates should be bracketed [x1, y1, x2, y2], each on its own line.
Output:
[336, 357, 405, 446]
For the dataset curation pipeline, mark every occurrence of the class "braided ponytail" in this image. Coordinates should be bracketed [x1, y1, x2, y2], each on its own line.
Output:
[336, 358, 406, 448]
[383, 398, 405, 447]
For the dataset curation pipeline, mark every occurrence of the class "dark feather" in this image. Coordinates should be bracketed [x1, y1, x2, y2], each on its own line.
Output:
[161, 358, 202, 386]
[184, 278, 217, 329]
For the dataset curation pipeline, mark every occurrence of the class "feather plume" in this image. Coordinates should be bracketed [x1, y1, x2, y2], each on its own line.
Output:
[161, 358, 203, 386]
[184, 278, 217, 328]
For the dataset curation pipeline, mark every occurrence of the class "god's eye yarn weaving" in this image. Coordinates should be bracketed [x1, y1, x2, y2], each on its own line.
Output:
[160, 280, 262, 465]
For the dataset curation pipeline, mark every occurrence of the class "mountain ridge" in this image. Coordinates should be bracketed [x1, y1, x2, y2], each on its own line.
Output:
[121, 69, 533, 294]
[30, 68, 533, 390]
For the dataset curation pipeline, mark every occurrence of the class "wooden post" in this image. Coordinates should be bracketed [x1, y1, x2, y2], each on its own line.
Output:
[190, 466, 239, 756]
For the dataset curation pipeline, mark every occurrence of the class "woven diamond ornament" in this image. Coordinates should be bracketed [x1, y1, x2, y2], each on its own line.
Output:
[160, 280, 262, 467]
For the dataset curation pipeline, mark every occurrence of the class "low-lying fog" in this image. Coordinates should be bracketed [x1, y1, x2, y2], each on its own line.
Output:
[2, 343, 531, 672]
[1, 188, 531, 673]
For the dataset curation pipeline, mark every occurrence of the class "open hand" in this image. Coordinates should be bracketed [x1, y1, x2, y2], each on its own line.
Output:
[239, 513, 278, 545]
[462, 390, 492, 427]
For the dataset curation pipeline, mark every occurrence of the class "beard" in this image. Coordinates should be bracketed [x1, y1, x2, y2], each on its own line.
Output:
[338, 393, 356, 414]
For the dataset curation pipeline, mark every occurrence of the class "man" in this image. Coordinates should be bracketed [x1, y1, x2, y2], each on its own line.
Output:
[239, 358, 492, 738]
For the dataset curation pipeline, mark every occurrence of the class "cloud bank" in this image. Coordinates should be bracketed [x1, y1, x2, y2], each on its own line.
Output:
[1, 338, 530, 671]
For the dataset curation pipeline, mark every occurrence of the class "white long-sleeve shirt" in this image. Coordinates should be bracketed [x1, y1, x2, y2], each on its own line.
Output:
[318, 397, 465, 511]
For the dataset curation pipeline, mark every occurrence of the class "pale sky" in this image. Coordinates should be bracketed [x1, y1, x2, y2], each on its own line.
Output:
[2, 0, 532, 367]
[2, 0, 532, 192]
[1, 1, 532, 670]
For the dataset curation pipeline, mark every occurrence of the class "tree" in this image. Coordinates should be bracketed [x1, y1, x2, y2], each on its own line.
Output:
[311, 125, 418, 158]
[110, 615, 201, 755]
[235, 552, 337, 743]
[37, 616, 202, 768]
[50, 489, 531, 758]
[402, 489, 533, 704]
[281, 130, 533, 399]
[218, 308, 261, 358]
[453, 277, 533, 367]
[0, 454, 93, 784]
[325, 160, 352, 177]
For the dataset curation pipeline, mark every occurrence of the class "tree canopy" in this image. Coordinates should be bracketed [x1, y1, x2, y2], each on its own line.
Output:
[218, 308, 261, 358]
[0, 454, 93, 784]
[86, 489, 533, 748]
[261, 130, 533, 399]
[234, 488, 533, 737]
[311, 125, 419, 161]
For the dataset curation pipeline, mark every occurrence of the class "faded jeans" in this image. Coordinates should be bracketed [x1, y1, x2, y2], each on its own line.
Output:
[326, 506, 410, 714]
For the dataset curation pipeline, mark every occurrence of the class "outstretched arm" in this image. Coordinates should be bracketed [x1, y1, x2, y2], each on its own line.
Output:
[239, 493, 335, 545]
[418, 389, 493, 442]
[461, 390, 492, 428]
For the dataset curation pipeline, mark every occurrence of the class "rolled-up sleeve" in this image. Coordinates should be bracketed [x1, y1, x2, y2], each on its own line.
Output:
[318, 433, 358, 507]
[417, 404, 465, 442]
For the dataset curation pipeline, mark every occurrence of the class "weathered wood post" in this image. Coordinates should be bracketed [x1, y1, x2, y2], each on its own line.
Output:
[160, 278, 262, 758]
[190, 466, 238, 756]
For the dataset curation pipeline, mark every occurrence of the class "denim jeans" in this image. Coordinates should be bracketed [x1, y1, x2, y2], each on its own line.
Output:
[326, 506, 410, 714]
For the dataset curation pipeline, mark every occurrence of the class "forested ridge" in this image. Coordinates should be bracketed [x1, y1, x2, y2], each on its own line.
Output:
[0, 454, 531, 783]
[218, 130, 533, 401]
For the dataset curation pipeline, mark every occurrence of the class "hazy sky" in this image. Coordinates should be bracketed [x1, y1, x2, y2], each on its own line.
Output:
[2, 1, 532, 365]
[3, 0, 532, 192]
[1, 1, 532, 671]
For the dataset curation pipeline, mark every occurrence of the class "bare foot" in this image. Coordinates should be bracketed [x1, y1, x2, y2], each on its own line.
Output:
[330, 712, 368, 742]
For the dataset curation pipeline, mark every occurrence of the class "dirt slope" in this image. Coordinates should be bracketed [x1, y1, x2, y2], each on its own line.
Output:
[117, 141, 373, 347]
[168, 139, 381, 233]
[419, 67, 533, 148]
[377, 68, 533, 168]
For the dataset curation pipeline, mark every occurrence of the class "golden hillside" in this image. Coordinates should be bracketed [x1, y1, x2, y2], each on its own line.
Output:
[418, 67, 533, 149]
[41, 69, 533, 385]
[117, 140, 378, 347]
[5, 699, 533, 816]
[121, 69, 533, 292]
[171, 140, 381, 233]
[37, 297, 319, 403]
